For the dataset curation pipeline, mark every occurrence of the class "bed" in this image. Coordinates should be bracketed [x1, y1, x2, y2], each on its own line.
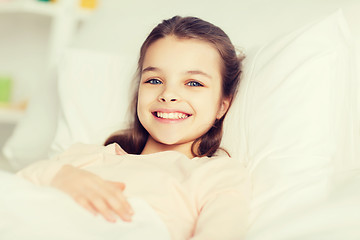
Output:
[1, 0, 359, 239]
[0, 153, 12, 172]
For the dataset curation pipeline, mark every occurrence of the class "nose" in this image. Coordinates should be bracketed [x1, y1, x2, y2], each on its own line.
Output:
[158, 85, 180, 102]
[159, 97, 177, 102]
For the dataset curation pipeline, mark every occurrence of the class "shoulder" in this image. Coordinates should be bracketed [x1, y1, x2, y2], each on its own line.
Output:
[191, 154, 250, 209]
[195, 152, 246, 173]
[192, 154, 248, 189]
[56, 142, 121, 158]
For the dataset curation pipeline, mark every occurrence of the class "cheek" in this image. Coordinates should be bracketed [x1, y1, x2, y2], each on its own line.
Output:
[138, 86, 158, 103]
[137, 87, 149, 107]
[137, 87, 157, 122]
[195, 91, 222, 117]
[137, 88, 147, 119]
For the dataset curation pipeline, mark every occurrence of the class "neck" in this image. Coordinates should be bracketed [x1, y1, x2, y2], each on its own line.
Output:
[141, 136, 195, 159]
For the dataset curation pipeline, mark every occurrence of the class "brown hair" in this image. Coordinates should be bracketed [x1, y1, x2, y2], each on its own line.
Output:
[105, 16, 244, 157]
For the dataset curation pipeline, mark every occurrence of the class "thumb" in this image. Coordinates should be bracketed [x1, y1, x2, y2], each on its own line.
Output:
[110, 181, 126, 191]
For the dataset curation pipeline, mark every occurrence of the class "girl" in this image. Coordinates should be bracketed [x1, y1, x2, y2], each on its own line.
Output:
[17, 16, 249, 239]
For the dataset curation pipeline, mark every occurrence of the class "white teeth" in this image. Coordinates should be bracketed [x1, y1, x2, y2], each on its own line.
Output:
[156, 112, 189, 119]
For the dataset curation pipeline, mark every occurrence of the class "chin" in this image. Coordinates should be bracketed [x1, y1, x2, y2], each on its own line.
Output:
[155, 137, 181, 146]
[151, 133, 186, 146]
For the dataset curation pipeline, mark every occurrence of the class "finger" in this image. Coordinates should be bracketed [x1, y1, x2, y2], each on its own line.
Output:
[87, 179, 132, 221]
[107, 183, 134, 214]
[74, 196, 98, 216]
[91, 196, 117, 222]
[102, 187, 133, 222]
[106, 198, 132, 221]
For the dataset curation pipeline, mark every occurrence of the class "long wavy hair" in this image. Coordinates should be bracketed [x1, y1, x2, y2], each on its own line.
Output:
[105, 16, 244, 157]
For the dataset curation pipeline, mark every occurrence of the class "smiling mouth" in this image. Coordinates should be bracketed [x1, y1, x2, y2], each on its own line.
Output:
[152, 112, 191, 120]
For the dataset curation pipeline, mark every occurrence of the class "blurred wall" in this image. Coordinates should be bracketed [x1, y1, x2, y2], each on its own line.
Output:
[1, 0, 359, 103]
[0, 0, 359, 147]
[71, 0, 360, 57]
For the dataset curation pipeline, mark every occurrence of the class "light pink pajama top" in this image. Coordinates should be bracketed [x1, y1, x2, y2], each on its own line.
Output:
[17, 143, 250, 240]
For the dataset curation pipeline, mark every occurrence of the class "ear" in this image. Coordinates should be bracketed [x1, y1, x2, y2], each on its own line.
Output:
[216, 97, 231, 119]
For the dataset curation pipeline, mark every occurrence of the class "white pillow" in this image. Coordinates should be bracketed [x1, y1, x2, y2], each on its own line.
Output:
[49, 48, 136, 156]
[222, 10, 358, 239]
[2, 70, 59, 171]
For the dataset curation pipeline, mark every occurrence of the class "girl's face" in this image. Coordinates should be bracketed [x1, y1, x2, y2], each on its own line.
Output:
[137, 36, 230, 156]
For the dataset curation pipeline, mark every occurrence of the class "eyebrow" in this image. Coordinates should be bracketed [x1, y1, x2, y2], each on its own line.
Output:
[142, 66, 160, 74]
[186, 70, 212, 79]
[142, 66, 212, 79]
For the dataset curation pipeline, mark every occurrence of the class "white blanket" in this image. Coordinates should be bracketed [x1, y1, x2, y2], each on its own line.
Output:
[246, 169, 360, 240]
[2, 169, 360, 239]
[0, 171, 171, 240]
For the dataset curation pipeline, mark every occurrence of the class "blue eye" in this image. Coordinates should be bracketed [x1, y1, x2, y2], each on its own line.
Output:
[186, 81, 203, 87]
[146, 79, 162, 85]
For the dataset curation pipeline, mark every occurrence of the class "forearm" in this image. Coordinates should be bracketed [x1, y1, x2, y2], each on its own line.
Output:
[16, 159, 65, 186]
[17, 143, 111, 186]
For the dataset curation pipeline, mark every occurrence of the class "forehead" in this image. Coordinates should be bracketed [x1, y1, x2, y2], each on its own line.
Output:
[142, 36, 222, 77]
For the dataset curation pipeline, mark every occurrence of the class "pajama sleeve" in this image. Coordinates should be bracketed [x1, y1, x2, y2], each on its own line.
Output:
[16, 143, 121, 186]
[190, 158, 250, 240]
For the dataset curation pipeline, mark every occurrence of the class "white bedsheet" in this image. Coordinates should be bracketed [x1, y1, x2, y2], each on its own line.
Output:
[0, 171, 171, 240]
[246, 169, 360, 240]
[1, 168, 359, 239]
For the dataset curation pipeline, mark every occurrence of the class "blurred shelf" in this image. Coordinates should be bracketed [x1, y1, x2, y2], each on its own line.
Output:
[0, 107, 25, 124]
[0, 1, 95, 123]
[0, 0, 92, 19]
[0, 0, 58, 16]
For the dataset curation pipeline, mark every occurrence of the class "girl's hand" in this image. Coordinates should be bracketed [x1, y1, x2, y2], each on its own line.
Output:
[51, 165, 134, 223]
